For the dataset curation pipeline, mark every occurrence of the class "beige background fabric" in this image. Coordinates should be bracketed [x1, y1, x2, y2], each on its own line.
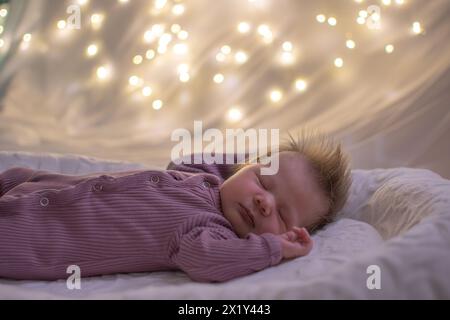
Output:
[0, 0, 449, 178]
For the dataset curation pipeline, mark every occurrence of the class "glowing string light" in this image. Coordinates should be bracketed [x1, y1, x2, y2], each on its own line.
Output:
[238, 22, 251, 33]
[90, 13, 105, 30]
[328, 17, 337, 26]
[57, 20, 67, 30]
[227, 107, 243, 123]
[142, 86, 153, 97]
[334, 57, 344, 68]
[316, 14, 326, 23]
[295, 79, 308, 92]
[177, 30, 189, 40]
[234, 51, 248, 64]
[412, 21, 423, 34]
[171, 24, 181, 34]
[129, 76, 141, 86]
[269, 89, 283, 103]
[133, 55, 143, 65]
[172, 4, 185, 16]
[346, 39, 356, 49]
[385, 44, 394, 53]
[96, 65, 112, 81]
[213, 73, 224, 84]
[152, 100, 163, 110]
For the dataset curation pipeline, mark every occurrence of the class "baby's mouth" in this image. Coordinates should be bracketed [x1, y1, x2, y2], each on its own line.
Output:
[238, 203, 255, 228]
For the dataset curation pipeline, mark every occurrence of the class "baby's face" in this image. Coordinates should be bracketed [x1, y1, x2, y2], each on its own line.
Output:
[219, 151, 328, 238]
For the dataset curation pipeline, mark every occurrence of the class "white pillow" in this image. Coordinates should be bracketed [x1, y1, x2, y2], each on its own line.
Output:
[227, 218, 383, 285]
[339, 167, 447, 239]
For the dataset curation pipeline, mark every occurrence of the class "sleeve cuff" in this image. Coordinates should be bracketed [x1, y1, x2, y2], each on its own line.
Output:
[260, 233, 283, 266]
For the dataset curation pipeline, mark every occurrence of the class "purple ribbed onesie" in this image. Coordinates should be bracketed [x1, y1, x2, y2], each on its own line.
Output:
[0, 155, 282, 282]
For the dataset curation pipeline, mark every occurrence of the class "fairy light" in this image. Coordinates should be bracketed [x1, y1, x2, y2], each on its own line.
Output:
[328, 17, 337, 26]
[178, 64, 189, 74]
[234, 51, 248, 64]
[0, 26, 3, 35]
[0, 39, 4, 49]
[157, 45, 167, 54]
[23, 33, 32, 43]
[316, 14, 326, 23]
[57, 20, 67, 30]
[281, 52, 294, 65]
[295, 79, 308, 92]
[334, 57, 344, 68]
[133, 55, 143, 65]
[213, 73, 224, 84]
[357, 16, 366, 24]
[90, 13, 104, 30]
[152, 100, 163, 110]
[281, 42, 294, 64]
[216, 52, 226, 62]
[152, 24, 165, 37]
[146, 49, 156, 60]
[269, 89, 283, 103]
[371, 12, 381, 22]
[13, 0, 424, 120]
[154, 0, 167, 10]
[282, 41, 293, 51]
[129, 76, 141, 86]
[412, 22, 423, 34]
[359, 10, 368, 18]
[385, 44, 394, 53]
[96, 65, 112, 81]
[144, 30, 155, 43]
[142, 86, 153, 97]
[221, 45, 231, 55]
[179, 73, 190, 82]
[86, 44, 99, 57]
[346, 39, 356, 49]
[257, 24, 273, 43]
[227, 107, 243, 123]
[238, 22, 251, 33]
[172, 4, 185, 16]
[0, 8, 8, 18]
[173, 43, 188, 55]
[171, 24, 181, 34]
[159, 33, 172, 46]
[177, 30, 189, 40]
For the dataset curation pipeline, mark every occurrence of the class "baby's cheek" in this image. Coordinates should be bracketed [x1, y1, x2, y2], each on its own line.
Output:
[258, 219, 282, 235]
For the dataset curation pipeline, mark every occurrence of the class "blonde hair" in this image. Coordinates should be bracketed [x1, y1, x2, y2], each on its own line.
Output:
[278, 129, 352, 232]
[230, 128, 352, 233]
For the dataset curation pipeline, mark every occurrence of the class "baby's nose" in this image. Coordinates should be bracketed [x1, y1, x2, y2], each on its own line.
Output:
[254, 196, 271, 217]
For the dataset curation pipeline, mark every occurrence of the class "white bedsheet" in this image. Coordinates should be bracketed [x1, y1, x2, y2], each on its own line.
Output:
[1, 151, 449, 299]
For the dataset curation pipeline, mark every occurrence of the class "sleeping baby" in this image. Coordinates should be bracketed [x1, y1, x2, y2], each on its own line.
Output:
[0, 131, 351, 282]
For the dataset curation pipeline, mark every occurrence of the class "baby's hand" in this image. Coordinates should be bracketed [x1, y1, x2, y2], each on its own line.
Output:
[278, 227, 313, 259]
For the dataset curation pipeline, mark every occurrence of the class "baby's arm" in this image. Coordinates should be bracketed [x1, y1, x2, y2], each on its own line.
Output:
[169, 225, 313, 282]
[169, 226, 282, 282]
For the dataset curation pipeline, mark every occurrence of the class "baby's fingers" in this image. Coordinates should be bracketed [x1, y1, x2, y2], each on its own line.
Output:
[293, 227, 311, 243]
[281, 230, 297, 242]
[293, 227, 314, 254]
